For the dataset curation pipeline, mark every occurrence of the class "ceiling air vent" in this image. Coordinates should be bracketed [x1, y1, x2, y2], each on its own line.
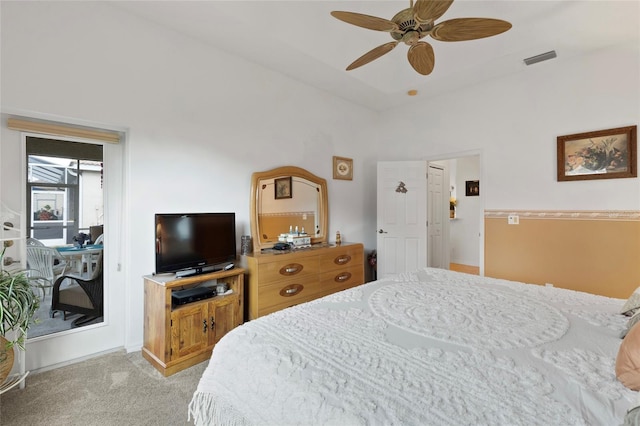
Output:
[523, 50, 557, 66]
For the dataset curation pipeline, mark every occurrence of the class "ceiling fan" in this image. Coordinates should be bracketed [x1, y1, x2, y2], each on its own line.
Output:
[331, 0, 512, 75]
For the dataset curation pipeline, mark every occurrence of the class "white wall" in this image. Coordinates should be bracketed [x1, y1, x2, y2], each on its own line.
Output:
[376, 42, 640, 211]
[0, 1, 377, 368]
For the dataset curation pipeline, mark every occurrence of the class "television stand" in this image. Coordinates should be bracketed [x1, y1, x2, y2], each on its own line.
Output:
[142, 268, 245, 376]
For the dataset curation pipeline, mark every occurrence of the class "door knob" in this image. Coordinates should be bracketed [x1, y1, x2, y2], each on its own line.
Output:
[378, 229, 387, 234]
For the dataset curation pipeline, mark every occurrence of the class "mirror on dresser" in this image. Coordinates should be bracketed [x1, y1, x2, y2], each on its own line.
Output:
[249, 166, 328, 252]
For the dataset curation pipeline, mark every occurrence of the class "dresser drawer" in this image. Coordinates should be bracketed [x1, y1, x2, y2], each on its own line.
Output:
[257, 255, 319, 286]
[320, 265, 365, 295]
[257, 276, 321, 317]
[245, 243, 365, 319]
[320, 245, 364, 272]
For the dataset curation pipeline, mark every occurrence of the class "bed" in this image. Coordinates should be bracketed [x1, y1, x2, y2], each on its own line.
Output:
[189, 267, 639, 425]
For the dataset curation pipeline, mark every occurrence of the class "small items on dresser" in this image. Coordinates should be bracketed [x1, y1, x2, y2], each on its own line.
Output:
[278, 227, 311, 248]
[336, 231, 341, 245]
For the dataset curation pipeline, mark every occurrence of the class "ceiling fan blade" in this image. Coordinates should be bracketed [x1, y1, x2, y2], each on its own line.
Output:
[407, 42, 435, 75]
[331, 11, 399, 32]
[430, 18, 512, 42]
[413, 0, 454, 24]
[346, 42, 399, 71]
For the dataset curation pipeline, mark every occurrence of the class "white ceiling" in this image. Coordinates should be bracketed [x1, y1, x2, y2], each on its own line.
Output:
[112, 1, 640, 111]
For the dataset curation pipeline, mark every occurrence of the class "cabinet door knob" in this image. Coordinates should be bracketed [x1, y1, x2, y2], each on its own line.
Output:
[210, 317, 215, 330]
[202, 319, 208, 333]
[335, 255, 351, 265]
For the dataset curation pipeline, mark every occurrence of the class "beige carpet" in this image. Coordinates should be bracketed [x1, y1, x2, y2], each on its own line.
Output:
[0, 350, 207, 426]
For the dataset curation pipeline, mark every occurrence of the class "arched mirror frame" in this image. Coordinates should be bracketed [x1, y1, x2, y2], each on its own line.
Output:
[250, 166, 328, 252]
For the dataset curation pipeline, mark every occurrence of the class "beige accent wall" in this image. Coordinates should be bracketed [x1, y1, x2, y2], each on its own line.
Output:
[485, 210, 640, 299]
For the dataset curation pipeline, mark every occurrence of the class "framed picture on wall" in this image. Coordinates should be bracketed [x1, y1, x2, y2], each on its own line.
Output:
[333, 156, 353, 180]
[465, 180, 480, 196]
[274, 177, 292, 199]
[557, 125, 637, 181]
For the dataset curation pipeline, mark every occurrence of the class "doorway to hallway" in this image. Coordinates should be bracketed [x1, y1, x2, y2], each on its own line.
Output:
[429, 153, 482, 275]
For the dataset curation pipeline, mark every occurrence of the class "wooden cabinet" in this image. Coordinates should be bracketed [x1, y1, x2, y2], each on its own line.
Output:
[142, 268, 244, 376]
[244, 243, 364, 319]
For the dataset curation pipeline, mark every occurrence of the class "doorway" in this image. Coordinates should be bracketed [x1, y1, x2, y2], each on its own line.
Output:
[2, 116, 125, 374]
[375, 160, 450, 277]
[428, 153, 482, 275]
[25, 136, 105, 338]
[376, 154, 483, 278]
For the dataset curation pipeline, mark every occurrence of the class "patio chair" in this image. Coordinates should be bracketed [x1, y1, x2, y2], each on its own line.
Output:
[50, 252, 103, 326]
[27, 237, 69, 277]
[26, 246, 68, 300]
[85, 234, 104, 272]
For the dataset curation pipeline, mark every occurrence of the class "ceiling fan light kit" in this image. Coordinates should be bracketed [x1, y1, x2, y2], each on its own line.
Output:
[331, 0, 512, 76]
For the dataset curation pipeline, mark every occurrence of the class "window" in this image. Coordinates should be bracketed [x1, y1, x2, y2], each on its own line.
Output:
[26, 136, 103, 245]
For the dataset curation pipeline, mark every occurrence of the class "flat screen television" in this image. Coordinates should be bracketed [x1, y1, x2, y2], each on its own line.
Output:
[155, 212, 236, 277]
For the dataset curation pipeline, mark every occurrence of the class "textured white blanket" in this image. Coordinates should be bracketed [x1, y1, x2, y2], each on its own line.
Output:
[189, 268, 635, 425]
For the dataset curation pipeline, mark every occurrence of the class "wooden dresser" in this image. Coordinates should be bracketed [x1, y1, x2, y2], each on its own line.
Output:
[243, 243, 364, 319]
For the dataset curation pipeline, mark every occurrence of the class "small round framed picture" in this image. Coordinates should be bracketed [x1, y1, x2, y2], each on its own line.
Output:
[333, 156, 353, 180]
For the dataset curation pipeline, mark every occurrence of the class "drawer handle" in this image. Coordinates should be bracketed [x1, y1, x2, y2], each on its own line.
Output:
[335, 272, 352, 283]
[280, 263, 303, 276]
[334, 255, 352, 265]
[280, 284, 304, 297]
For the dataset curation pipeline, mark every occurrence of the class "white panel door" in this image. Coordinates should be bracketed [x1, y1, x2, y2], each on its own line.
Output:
[428, 163, 446, 268]
[376, 161, 427, 278]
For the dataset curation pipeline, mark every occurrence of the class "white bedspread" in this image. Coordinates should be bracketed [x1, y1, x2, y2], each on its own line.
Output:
[189, 268, 636, 425]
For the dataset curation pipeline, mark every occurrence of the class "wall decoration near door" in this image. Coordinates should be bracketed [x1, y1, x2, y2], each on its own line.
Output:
[465, 180, 480, 196]
[557, 125, 637, 181]
[333, 156, 353, 180]
[395, 181, 408, 193]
